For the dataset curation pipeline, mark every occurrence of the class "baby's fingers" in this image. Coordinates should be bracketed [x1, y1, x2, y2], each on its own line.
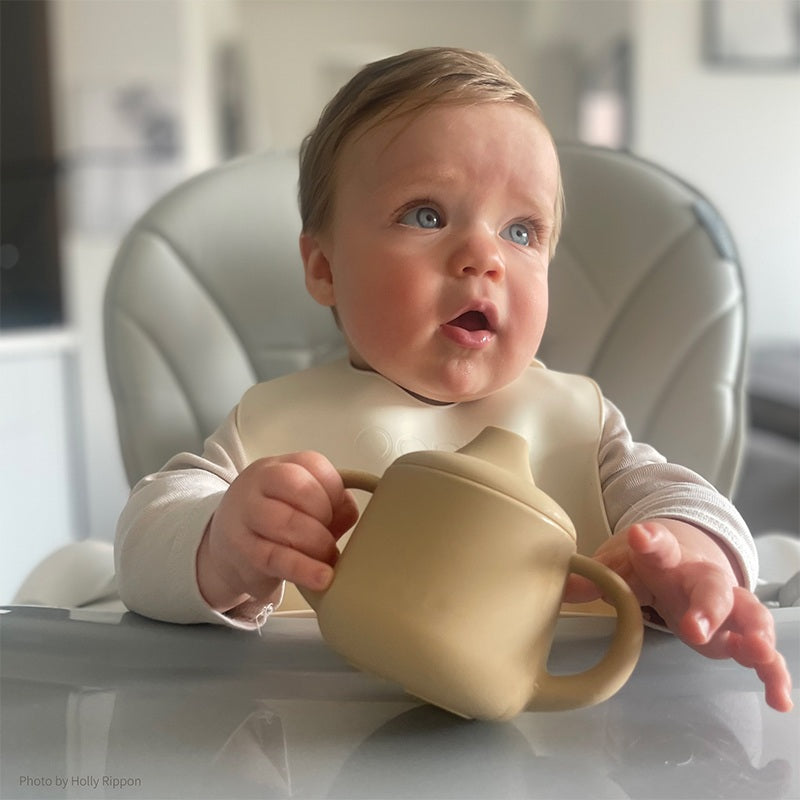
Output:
[242, 535, 335, 595]
[756, 652, 794, 713]
[563, 562, 652, 606]
[726, 587, 777, 660]
[562, 573, 602, 604]
[698, 587, 793, 712]
[679, 570, 735, 646]
[724, 590, 788, 677]
[264, 543, 335, 593]
[329, 489, 360, 538]
[735, 627, 795, 713]
[627, 522, 682, 569]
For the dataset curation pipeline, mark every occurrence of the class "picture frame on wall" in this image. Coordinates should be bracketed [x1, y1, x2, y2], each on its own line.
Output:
[703, 0, 800, 68]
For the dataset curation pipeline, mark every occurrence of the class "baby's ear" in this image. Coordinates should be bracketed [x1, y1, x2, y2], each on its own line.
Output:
[300, 233, 335, 307]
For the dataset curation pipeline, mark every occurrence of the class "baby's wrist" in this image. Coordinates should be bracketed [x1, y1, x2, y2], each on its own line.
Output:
[196, 525, 249, 612]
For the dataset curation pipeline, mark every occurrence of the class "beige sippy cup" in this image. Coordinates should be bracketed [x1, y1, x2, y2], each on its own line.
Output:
[300, 426, 643, 721]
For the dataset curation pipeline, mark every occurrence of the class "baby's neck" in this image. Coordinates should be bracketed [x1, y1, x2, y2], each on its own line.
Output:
[349, 360, 454, 407]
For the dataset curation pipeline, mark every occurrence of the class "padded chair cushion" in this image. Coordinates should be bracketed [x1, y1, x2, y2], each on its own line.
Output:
[540, 145, 745, 494]
[105, 152, 346, 483]
[105, 145, 745, 494]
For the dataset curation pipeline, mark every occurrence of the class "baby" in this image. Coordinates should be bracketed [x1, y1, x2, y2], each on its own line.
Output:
[115, 47, 792, 711]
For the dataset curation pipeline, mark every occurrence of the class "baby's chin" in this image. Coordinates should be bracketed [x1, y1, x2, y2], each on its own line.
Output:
[346, 349, 515, 405]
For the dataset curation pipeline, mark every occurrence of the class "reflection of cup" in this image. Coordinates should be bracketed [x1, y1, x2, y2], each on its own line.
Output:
[301, 427, 643, 720]
[326, 706, 536, 799]
[326, 705, 625, 800]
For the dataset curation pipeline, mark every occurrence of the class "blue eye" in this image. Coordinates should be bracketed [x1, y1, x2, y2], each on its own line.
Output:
[500, 222, 531, 246]
[401, 206, 442, 229]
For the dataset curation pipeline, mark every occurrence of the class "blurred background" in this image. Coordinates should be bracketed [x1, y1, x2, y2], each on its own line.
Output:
[2, 0, 799, 601]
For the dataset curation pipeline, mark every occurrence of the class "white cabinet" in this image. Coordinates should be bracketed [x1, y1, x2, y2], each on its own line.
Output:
[0, 332, 85, 602]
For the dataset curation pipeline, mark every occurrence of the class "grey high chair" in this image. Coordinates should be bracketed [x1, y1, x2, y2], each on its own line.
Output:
[105, 144, 747, 494]
[17, 144, 763, 609]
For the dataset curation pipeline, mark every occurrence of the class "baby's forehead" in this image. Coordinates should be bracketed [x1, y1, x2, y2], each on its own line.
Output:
[335, 102, 559, 213]
[345, 102, 556, 174]
[347, 101, 549, 161]
[356, 97, 541, 141]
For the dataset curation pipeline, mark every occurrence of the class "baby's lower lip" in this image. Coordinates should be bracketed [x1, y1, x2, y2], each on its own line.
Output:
[440, 323, 495, 349]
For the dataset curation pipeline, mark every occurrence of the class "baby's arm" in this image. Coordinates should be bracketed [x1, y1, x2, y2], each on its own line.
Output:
[196, 451, 358, 613]
[571, 399, 794, 712]
[116, 407, 358, 625]
[115, 408, 255, 625]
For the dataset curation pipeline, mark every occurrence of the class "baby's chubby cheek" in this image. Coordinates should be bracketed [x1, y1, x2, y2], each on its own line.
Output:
[511, 289, 548, 354]
[340, 282, 421, 344]
[335, 306, 398, 372]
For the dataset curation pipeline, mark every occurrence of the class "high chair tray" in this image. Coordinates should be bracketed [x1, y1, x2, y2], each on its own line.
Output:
[1, 605, 797, 800]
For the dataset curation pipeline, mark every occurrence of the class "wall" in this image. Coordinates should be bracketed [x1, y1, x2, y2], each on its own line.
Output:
[237, 0, 543, 151]
[632, 0, 800, 345]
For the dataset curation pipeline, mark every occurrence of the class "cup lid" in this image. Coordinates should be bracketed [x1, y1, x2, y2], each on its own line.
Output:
[394, 427, 576, 540]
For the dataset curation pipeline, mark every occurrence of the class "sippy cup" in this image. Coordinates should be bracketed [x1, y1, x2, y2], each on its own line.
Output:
[300, 426, 643, 720]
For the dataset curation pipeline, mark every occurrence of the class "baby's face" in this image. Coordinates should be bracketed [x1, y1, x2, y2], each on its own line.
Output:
[302, 102, 559, 403]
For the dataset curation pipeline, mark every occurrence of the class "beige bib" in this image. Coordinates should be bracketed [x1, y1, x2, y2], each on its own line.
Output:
[237, 359, 612, 611]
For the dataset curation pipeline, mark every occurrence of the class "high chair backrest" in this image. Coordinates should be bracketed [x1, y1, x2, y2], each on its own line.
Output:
[104, 145, 746, 493]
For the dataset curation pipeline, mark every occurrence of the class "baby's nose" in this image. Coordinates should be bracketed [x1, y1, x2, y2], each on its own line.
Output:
[448, 232, 505, 280]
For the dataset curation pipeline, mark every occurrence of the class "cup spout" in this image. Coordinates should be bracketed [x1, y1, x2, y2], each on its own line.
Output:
[456, 426, 535, 484]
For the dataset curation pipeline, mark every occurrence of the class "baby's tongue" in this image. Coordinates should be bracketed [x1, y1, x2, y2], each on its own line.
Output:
[449, 311, 487, 331]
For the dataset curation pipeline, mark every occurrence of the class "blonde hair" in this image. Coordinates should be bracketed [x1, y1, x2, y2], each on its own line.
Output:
[298, 47, 564, 256]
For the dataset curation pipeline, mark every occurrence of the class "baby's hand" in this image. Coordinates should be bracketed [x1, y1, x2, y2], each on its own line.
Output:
[196, 452, 359, 613]
[564, 519, 794, 712]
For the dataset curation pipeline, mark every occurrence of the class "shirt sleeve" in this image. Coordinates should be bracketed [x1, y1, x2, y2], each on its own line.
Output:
[599, 398, 758, 591]
[114, 407, 280, 628]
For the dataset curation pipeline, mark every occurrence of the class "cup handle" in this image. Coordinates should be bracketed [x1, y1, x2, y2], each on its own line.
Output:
[338, 469, 380, 495]
[527, 554, 644, 711]
[296, 469, 379, 610]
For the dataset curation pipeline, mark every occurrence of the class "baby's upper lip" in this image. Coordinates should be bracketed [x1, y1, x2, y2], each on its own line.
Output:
[444, 300, 500, 332]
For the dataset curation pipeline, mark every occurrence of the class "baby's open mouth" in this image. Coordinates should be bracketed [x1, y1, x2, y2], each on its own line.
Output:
[441, 304, 497, 349]
[449, 310, 491, 331]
